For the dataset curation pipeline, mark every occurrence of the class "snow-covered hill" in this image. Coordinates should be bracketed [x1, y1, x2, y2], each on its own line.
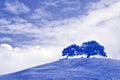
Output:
[0, 58, 120, 80]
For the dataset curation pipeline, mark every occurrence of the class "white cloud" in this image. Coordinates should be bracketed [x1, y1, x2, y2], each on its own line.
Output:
[30, 8, 51, 19]
[62, 0, 81, 12]
[83, 1, 120, 27]
[1, 1, 120, 55]
[0, 17, 27, 25]
[86, 0, 119, 10]
[43, 0, 59, 7]
[0, 19, 11, 24]
[62, 6, 81, 12]
[1, 0, 120, 56]
[4, 1, 30, 15]
[11, 17, 28, 23]
[0, 44, 61, 75]
[31, 1, 120, 60]
[0, 44, 13, 50]
[0, 21, 36, 34]
[62, 0, 80, 4]
[0, 37, 12, 42]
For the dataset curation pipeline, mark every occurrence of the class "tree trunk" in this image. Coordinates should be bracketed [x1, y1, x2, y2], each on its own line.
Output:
[87, 54, 90, 58]
[66, 55, 69, 59]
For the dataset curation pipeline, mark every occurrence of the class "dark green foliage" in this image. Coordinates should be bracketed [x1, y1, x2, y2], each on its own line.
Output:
[81, 41, 107, 58]
[62, 44, 80, 59]
[62, 40, 107, 58]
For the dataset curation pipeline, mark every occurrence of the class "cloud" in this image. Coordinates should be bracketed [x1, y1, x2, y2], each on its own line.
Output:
[62, 6, 81, 12]
[0, 17, 27, 25]
[0, 44, 61, 75]
[4, 1, 30, 15]
[0, 37, 12, 42]
[87, 0, 119, 10]
[0, 19, 11, 25]
[0, 18, 36, 34]
[62, 0, 81, 12]
[1, 0, 120, 56]
[0, 44, 13, 50]
[1, 1, 120, 56]
[30, 8, 51, 19]
[29, 1, 120, 60]
[43, 0, 59, 7]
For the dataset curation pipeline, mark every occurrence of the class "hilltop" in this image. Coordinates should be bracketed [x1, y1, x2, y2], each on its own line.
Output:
[0, 58, 120, 80]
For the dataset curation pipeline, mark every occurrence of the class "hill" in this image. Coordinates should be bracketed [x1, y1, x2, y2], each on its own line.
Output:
[0, 58, 120, 80]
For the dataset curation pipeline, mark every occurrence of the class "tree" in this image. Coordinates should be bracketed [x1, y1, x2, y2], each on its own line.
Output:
[80, 40, 107, 58]
[62, 40, 107, 59]
[62, 44, 80, 59]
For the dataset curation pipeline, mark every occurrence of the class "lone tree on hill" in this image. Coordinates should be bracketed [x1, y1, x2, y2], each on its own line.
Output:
[62, 40, 107, 59]
[62, 44, 80, 59]
[81, 40, 107, 58]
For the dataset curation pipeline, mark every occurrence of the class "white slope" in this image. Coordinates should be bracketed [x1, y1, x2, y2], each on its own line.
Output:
[0, 58, 120, 80]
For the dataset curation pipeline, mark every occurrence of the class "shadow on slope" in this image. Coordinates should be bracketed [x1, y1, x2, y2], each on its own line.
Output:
[0, 58, 120, 80]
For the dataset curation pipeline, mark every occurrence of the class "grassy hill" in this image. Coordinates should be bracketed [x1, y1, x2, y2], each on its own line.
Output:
[0, 58, 120, 80]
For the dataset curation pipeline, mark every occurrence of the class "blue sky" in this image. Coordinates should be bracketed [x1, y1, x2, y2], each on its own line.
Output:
[0, 0, 120, 75]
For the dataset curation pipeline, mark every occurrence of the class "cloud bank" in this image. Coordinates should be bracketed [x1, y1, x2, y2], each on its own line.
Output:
[0, 44, 61, 75]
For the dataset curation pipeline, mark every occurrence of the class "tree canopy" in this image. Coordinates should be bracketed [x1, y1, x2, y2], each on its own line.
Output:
[81, 41, 107, 58]
[62, 44, 80, 59]
[62, 40, 107, 59]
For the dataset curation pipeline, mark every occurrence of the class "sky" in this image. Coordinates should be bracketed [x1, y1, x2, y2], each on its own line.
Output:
[0, 0, 120, 75]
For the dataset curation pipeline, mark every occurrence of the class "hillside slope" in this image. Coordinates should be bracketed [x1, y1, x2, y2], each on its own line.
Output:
[0, 58, 120, 80]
